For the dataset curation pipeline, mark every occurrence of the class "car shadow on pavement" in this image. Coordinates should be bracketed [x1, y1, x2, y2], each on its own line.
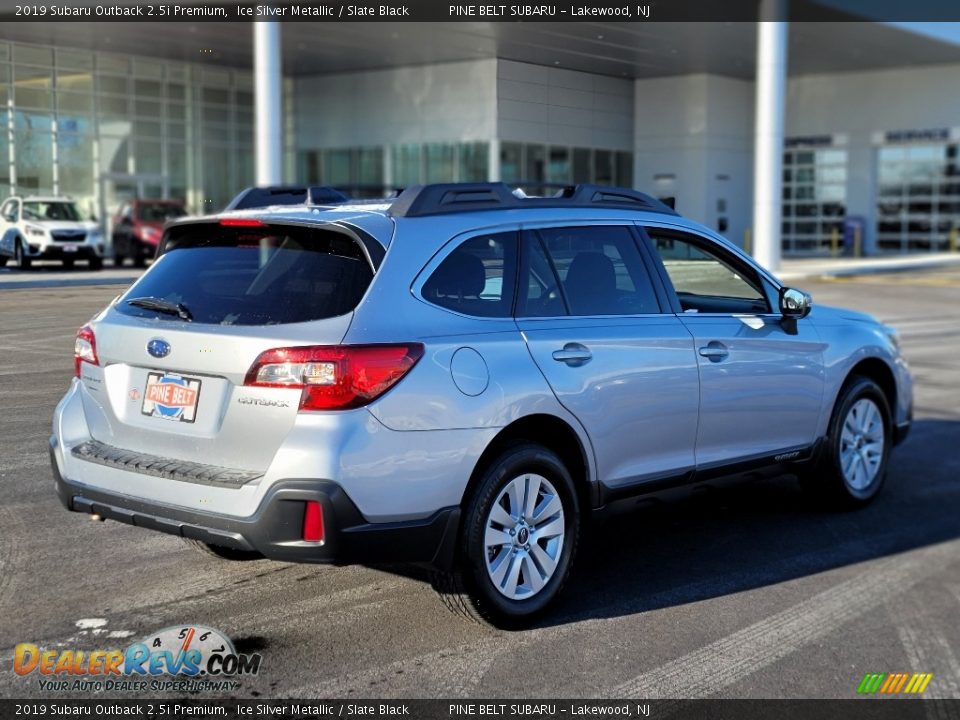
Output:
[533, 418, 959, 628]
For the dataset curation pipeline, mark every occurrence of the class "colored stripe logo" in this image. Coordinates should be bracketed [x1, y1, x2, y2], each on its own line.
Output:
[857, 672, 933, 695]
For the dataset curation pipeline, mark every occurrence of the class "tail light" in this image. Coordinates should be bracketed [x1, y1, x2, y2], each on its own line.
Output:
[244, 344, 424, 411]
[74, 325, 99, 378]
[220, 218, 266, 227]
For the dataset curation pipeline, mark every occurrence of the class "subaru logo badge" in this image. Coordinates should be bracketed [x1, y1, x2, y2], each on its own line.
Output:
[147, 338, 171, 359]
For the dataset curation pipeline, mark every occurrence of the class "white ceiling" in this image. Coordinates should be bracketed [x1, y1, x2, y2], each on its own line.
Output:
[2, 19, 959, 79]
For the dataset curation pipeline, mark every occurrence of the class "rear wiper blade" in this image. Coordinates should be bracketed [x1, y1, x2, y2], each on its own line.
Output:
[126, 296, 193, 322]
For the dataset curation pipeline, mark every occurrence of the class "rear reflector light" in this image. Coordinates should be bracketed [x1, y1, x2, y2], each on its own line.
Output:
[244, 344, 424, 411]
[219, 218, 266, 227]
[302, 501, 324, 543]
[74, 325, 99, 378]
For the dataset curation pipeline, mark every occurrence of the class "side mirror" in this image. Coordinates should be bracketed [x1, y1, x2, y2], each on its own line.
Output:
[779, 287, 812, 319]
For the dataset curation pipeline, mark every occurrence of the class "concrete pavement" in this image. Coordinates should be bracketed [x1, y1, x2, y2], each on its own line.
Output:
[0, 270, 957, 700]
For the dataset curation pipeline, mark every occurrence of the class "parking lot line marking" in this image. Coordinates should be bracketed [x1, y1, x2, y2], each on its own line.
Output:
[605, 539, 959, 699]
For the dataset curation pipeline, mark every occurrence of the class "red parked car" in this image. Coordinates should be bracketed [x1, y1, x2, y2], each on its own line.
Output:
[111, 199, 187, 267]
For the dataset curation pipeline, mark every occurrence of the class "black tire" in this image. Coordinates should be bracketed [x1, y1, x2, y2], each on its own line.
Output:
[182, 537, 262, 561]
[801, 376, 891, 508]
[88, 256, 103, 271]
[15, 240, 32, 270]
[0, 254, 7, 267]
[433, 442, 580, 628]
[132, 252, 146, 268]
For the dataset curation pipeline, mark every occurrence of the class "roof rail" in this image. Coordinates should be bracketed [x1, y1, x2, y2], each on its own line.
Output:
[388, 182, 678, 218]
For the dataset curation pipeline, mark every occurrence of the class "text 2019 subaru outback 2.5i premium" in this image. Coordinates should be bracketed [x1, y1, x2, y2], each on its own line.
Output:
[51, 183, 912, 626]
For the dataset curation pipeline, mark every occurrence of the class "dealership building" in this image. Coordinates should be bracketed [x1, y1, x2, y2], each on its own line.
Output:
[2, 17, 960, 267]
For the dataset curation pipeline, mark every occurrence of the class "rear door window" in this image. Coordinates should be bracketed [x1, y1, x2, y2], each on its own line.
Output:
[422, 232, 518, 318]
[531, 226, 660, 316]
[117, 223, 373, 326]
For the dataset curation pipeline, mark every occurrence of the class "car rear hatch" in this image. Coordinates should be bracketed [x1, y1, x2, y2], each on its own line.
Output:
[75, 218, 377, 474]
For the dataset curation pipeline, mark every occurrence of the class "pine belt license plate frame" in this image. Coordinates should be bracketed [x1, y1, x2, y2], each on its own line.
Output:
[141, 371, 203, 423]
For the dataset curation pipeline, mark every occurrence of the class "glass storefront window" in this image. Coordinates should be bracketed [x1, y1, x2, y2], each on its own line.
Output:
[357, 147, 384, 188]
[424, 143, 455, 183]
[0, 40, 255, 221]
[15, 45, 53, 66]
[98, 75, 129, 95]
[572, 148, 590, 183]
[135, 99, 162, 119]
[134, 139, 163, 176]
[134, 79, 162, 98]
[57, 133, 95, 206]
[594, 150, 613, 185]
[0, 129, 10, 198]
[97, 54, 130, 75]
[782, 144, 848, 255]
[56, 49, 93, 70]
[616, 151, 633, 187]
[56, 70, 93, 93]
[15, 87, 53, 110]
[98, 96, 130, 121]
[392, 144, 421, 187]
[500, 143, 522, 183]
[100, 136, 130, 174]
[202, 87, 230, 105]
[15, 130, 54, 192]
[877, 142, 960, 253]
[14, 110, 53, 133]
[325, 149, 352, 186]
[202, 144, 231, 209]
[459, 142, 488, 182]
[547, 147, 570, 183]
[524, 144, 545, 182]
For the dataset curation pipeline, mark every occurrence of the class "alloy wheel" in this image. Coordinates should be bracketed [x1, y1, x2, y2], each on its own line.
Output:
[483, 473, 565, 600]
[839, 398, 885, 490]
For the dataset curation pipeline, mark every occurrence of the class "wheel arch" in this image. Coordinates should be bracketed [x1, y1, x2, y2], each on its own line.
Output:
[461, 413, 596, 516]
[843, 357, 897, 422]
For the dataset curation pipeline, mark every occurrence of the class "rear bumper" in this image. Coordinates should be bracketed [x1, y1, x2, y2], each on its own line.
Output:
[50, 438, 460, 569]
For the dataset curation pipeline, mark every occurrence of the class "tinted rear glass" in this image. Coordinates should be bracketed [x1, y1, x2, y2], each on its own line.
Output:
[138, 203, 186, 222]
[116, 224, 373, 326]
[231, 188, 307, 209]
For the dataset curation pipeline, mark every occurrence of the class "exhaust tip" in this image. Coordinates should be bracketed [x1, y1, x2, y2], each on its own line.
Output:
[89, 513, 105, 522]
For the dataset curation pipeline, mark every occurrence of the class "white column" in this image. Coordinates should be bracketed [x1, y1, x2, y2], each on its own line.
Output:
[254, 22, 283, 186]
[751, 0, 787, 271]
[488, 139, 501, 182]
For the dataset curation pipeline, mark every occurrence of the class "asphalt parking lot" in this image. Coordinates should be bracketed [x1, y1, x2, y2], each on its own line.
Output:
[0, 266, 958, 700]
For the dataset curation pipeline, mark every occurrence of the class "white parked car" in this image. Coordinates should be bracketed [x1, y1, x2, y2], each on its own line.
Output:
[0, 196, 105, 270]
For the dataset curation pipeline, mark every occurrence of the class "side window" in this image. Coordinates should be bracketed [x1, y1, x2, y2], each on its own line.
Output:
[422, 232, 517, 318]
[532, 225, 659, 316]
[2, 201, 16, 222]
[647, 230, 770, 314]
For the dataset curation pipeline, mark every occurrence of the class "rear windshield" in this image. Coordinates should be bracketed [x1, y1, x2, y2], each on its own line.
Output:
[138, 203, 186, 222]
[116, 224, 373, 326]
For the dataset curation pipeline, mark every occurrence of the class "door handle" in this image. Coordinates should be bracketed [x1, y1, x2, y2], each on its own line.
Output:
[698, 342, 729, 362]
[552, 343, 592, 366]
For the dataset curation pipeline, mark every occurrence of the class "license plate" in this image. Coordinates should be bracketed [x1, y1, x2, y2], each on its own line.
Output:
[63, 245, 78, 253]
[141, 372, 202, 423]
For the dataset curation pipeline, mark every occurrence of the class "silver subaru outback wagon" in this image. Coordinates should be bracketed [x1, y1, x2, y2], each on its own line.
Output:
[50, 183, 913, 627]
